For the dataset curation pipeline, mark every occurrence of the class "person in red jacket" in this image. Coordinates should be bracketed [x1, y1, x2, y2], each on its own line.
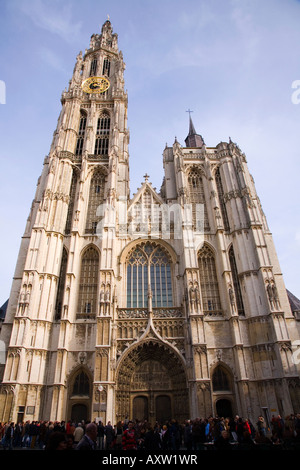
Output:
[122, 421, 137, 450]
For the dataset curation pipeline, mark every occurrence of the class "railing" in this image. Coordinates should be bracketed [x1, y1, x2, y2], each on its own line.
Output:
[117, 307, 183, 319]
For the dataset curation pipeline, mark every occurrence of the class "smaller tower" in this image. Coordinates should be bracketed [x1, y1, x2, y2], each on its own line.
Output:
[185, 112, 204, 148]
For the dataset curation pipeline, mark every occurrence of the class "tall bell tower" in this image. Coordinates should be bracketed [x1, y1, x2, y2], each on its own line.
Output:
[0, 19, 130, 423]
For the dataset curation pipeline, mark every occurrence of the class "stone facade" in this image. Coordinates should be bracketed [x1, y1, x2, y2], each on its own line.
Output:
[0, 20, 299, 427]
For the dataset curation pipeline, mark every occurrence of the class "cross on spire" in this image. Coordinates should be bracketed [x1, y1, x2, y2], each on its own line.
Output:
[186, 109, 193, 118]
[143, 173, 149, 182]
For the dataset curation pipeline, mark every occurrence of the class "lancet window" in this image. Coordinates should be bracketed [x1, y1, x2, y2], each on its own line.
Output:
[229, 245, 245, 315]
[212, 366, 231, 391]
[94, 112, 110, 156]
[54, 247, 68, 320]
[126, 242, 173, 308]
[198, 245, 222, 315]
[72, 371, 90, 396]
[187, 168, 210, 231]
[215, 167, 230, 231]
[85, 170, 106, 234]
[75, 111, 87, 156]
[102, 58, 111, 77]
[90, 58, 97, 76]
[65, 171, 78, 234]
[77, 246, 99, 318]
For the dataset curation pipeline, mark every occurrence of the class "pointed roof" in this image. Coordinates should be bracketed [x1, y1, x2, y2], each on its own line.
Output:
[287, 289, 300, 314]
[129, 175, 165, 209]
[185, 115, 205, 148]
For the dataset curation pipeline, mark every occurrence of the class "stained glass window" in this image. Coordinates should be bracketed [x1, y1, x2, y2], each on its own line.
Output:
[126, 242, 173, 308]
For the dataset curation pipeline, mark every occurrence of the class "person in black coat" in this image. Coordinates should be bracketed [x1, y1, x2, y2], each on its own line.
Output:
[143, 426, 161, 452]
[76, 423, 97, 450]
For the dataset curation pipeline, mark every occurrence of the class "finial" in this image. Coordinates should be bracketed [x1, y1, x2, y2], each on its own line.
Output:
[186, 109, 193, 118]
[107, 14, 110, 21]
[143, 173, 149, 182]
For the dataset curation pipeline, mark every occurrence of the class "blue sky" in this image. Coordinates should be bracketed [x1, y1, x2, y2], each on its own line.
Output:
[0, 0, 300, 304]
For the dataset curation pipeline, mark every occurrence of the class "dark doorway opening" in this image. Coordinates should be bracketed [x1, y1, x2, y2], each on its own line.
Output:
[71, 404, 88, 423]
[216, 399, 232, 418]
[156, 395, 171, 424]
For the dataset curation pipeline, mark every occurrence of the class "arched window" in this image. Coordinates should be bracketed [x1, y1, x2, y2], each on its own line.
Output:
[55, 248, 68, 320]
[75, 111, 87, 156]
[198, 245, 222, 315]
[102, 58, 111, 77]
[229, 246, 245, 315]
[127, 242, 173, 308]
[72, 371, 90, 396]
[215, 167, 230, 231]
[94, 113, 110, 156]
[65, 170, 78, 234]
[90, 57, 97, 76]
[188, 168, 210, 231]
[85, 170, 106, 234]
[77, 246, 99, 318]
[212, 366, 231, 391]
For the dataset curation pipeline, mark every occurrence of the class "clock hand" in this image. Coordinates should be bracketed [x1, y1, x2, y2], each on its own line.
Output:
[90, 82, 101, 90]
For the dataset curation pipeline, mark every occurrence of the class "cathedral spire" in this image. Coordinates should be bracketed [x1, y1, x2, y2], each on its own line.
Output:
[185, 111, 205, 148]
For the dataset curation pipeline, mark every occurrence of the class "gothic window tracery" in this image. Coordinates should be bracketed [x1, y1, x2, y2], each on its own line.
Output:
[126, 242, 173, 308]
[77, 246, 99, 318]
[198, 245, 222, 315]
[54, 248, 68, 320]
[187, 168, 210, 231]
[75, 110, 87, 156]
[102, 58, 111, 77]
[90, 57, 97, 76]
[85, 170, 106, 234]
[65, 171, 78, 234]
[94, 112, 110, 156]
[212, 366, 231, 391]
[72, 371, 90, 396]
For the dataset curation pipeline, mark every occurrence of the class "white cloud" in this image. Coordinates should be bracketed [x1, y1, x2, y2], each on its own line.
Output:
[17, 0, 82, 43]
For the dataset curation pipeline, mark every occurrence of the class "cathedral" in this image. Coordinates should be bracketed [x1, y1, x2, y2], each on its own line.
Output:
[0, 19, 300, 428]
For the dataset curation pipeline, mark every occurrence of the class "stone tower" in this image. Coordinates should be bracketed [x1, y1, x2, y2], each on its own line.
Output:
[0, 20, 299, 427]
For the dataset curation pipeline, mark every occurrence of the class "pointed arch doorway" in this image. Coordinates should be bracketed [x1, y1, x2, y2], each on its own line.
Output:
[67, 369, 92, 422]
[116, 340, 189, 424]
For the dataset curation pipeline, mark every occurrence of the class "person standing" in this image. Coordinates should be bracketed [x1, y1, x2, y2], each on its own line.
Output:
[122, 421, 137, 451]
[104, 420, 115, 449]
[97, 421, 105, 449]
[73, 423, 84, 445]
[76, 423, 97, 450]
[4, 422, 14, 450]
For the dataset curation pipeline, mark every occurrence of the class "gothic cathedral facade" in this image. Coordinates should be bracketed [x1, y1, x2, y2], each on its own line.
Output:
[1, 20, 300, 426]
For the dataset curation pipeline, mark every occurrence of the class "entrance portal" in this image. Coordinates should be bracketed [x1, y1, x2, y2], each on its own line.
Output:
[116, 340, 189, 424]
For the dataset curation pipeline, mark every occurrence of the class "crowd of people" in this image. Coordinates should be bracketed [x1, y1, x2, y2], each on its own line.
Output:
[0, 413, 300, 451]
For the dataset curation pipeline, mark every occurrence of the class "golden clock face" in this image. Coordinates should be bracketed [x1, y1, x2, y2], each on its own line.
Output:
[81, 76, 110, 94]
